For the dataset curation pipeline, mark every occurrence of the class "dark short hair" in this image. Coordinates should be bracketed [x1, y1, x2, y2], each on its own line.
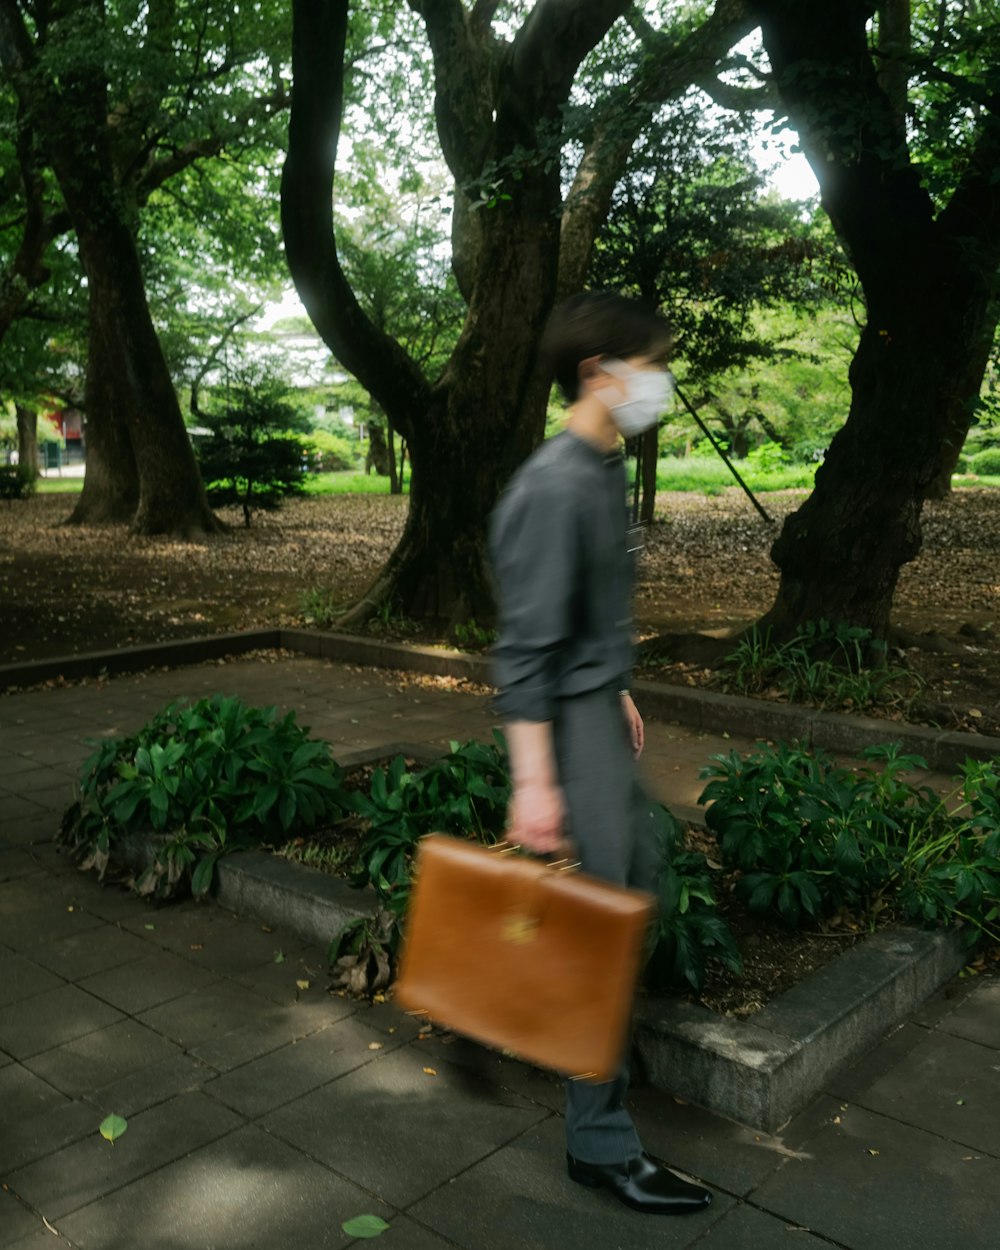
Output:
[541, 291, 671, 402]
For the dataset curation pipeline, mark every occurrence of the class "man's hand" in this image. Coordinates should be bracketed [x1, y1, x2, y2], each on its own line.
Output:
[506, 780, 568, 854]
[621, 692, 644, 759]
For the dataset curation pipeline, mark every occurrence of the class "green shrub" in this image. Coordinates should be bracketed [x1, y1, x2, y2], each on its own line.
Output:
[0, 464, 36, 499]
[329, 733, 741, 996]
[646, 805, 742, 992]
[303, 429, 360, 472]
[59, 695, 347, 899]
[699, 740, 1000, 944]
[722, 619, 924, 716]
[970, 447, 1000, 476]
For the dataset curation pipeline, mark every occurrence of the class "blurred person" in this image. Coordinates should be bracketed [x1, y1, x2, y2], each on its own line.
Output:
[488, 291, 712, 1216]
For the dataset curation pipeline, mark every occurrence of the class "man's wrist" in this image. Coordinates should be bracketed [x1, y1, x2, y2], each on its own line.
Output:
[618, 687, 630, 697]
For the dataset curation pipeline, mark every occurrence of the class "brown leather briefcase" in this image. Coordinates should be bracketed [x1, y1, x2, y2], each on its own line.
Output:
[394, 834, 656, 1083]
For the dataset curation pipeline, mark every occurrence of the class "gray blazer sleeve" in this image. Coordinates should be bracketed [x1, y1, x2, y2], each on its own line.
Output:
[489, 471, 579, 723]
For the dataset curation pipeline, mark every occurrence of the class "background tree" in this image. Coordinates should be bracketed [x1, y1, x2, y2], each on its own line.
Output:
[744, 0, 1000, 638]
[282, 0, 758, 627]
[0, 0, 292, 533]
[195, 366, 310, 528]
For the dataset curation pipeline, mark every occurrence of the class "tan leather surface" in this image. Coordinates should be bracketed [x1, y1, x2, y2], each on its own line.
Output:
[395, 835, 655, 1082]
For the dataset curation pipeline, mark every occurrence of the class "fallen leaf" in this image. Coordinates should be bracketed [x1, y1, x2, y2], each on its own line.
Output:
[261, 925, 274, 933]
[189, 944, 203, 951]
[367, 1042, 383, 1051]
[423, 1067, 437, 1076]
[341, 1215, 390, 1239]
[956, 1099, 966, 1106]
[866, 1148, 879, 1156]
[67, 906, 74, 912]
[144, 923, 155, 930]
[99, 1114, 128, 1144]
[274, 951, 285, 964]
[296, 979, 310, 991]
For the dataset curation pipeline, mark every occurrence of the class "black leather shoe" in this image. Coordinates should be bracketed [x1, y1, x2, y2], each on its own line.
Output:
[567, 1152, 712, 1215]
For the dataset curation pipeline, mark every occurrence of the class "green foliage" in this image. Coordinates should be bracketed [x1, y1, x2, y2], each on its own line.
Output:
[969, 447, 1000, 477]
[721, 621, 924, 716]
[59, 695, 347, 900]
[654, 453, 817, 494]
[300, 586, 343, 629]
[0, 465, 36, 500]
[327, 734, 512, 993]
[451, 618, 498, 649]
[699, 741, 1000, 944]
[195, 369, 311, 526]
[647, 805, 742, 993]
[303, 429, 360, 473]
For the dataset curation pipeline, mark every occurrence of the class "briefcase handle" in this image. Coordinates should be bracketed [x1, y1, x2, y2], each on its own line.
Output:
[488, 839, 581, 874]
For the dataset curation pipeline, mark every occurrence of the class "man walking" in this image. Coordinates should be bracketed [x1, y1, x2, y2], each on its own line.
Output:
[489, 291, 712, 1216]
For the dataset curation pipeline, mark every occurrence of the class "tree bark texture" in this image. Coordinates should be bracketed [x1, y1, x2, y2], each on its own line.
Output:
[14, 403, 38, 478]
[752, 0, 1000, 638]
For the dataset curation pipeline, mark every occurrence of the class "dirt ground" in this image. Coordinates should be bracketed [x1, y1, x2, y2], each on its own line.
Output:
[2, 487, 999, 731]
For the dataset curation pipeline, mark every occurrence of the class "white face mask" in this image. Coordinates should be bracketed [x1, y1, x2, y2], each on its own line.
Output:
[596, 358, 673, 437]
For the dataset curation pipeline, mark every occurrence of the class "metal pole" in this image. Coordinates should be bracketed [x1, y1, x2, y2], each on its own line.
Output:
[671, 378, 775, 526]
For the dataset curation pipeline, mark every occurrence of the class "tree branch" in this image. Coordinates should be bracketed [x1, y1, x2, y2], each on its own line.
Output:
[281, 0, 430, 440]
[407, 0, 494, 183]
[510, 0, 632, 118]
[558, 0, 759, 296]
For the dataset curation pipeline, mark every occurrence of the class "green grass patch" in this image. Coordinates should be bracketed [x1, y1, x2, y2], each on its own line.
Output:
[653, 455, 817, 494]
[34, 477, 84, 494]
[303, 470, 410, 496]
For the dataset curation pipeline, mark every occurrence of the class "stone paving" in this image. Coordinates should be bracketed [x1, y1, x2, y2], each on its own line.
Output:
[1, 655, 998, 1249]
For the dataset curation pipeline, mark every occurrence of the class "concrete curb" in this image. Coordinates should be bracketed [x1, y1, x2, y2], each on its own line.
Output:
[213, 833, 966, 1132]
[209, 743, 967, 1133]
[2, 627, 998, 770]
[634, 927, 966, 1131]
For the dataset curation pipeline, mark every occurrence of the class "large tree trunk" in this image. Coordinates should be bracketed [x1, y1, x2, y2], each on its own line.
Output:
[15, 403, 38, 479]
[752, 0, 1000, 639]
[66, 316, 140, 524]
[66, 218, 219, 534]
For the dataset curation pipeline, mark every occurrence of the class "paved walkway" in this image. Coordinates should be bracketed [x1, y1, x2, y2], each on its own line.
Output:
[1, 655, 997, 1249]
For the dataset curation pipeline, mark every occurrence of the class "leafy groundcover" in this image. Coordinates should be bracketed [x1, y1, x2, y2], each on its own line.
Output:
[59, 695, 1000, 1008]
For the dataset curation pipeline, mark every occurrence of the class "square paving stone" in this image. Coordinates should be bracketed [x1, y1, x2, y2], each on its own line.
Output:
[85, 1052, 216, 1118]
[135, 981, 279, 1049]
[189, 994, 355, 1073]
[5, 1091, 245, 1220]
[0, 1064, 70, 1127]
[125, 905, 305, 977]
[0, 1187, 42, 1248]
[0, 849, 42, 882]
[205, 1013, 408, 1118]
[0, 902, 106, 952]
[56, 1122, 390, 1250]
[407, 1116, 732, 1250]
[78, 950, 221, 1014]
[24, 1018, 182, 1096]
[934, 980, 1000, 1050]
[0, 984, 123, 1059]
[230, 945, 332, 1005]
[751, 1098, 1000, 1250]
[628, 1082, 792, 1198]
[29, 925, 151, 982]
[694, 1203, 834, 1248]
[836, 1029, 1000, 1158]
[0, 953, 66, 1007]
[0, 1096, 99, 1175]
[263, 1043, 550, 1208]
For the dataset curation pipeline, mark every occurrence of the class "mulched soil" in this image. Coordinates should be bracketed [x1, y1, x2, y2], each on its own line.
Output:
[3, 488, 998, 732]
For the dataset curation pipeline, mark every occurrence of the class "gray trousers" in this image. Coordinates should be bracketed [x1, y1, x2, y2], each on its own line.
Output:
[552, 685, 660, 1164]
